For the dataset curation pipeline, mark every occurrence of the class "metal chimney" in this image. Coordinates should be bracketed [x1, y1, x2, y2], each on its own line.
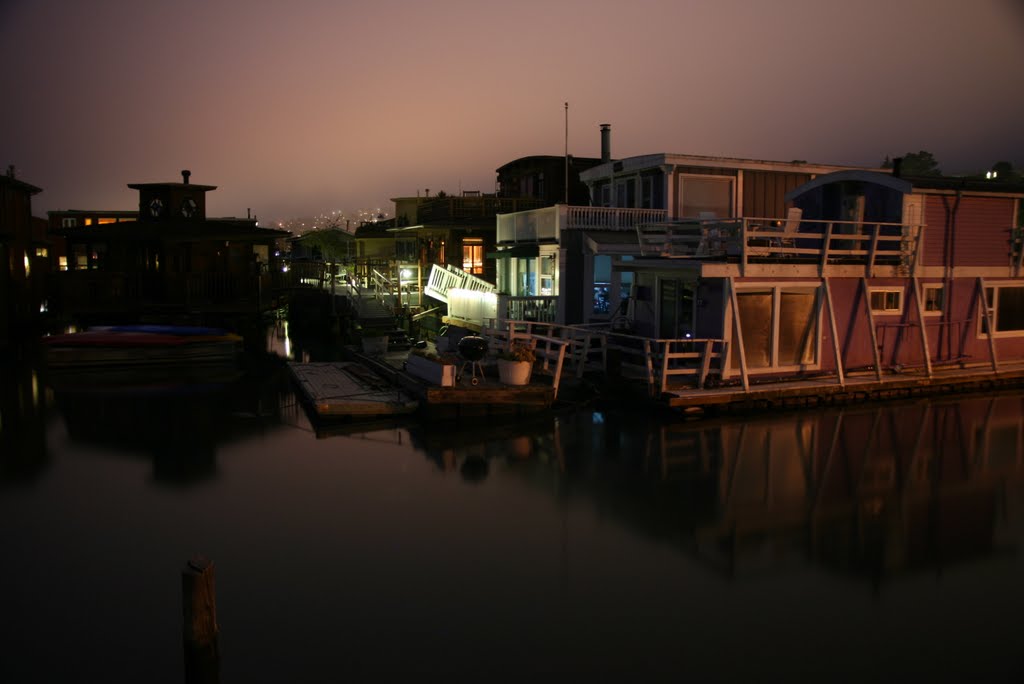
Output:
[182, 169, 191, 184]
[600, 124, 611, 163]
[891, 157, 903, 178]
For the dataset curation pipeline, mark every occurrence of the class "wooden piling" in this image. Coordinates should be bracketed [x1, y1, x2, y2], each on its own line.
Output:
[182, 555, 219, 683]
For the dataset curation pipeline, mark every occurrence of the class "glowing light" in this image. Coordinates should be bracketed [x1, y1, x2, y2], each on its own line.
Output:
[400, 269, 412, 279]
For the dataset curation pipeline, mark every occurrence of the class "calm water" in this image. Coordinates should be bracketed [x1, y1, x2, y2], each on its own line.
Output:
[2, 336, 1024, 682]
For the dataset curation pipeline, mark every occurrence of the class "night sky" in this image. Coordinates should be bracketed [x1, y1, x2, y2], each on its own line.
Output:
[3, 0, 1023, 222]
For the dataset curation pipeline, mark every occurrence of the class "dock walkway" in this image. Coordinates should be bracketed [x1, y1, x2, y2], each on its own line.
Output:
[661, 361, 1024, 413]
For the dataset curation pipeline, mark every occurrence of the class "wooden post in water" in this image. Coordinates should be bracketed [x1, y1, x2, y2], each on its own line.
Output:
[182, 555, 219, 683]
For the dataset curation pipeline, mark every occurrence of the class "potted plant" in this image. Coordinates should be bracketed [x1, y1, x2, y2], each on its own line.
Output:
[360, 328, 390, 355]
[497, 342, 535, 386]
[405, 349, 458, 387]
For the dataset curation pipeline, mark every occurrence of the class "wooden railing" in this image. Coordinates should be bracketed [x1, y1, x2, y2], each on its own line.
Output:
[481, 319, 728, 396]
[637, 216, 924, 274]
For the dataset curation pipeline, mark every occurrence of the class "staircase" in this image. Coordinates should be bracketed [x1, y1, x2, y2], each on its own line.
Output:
[423, 264, 495, 304]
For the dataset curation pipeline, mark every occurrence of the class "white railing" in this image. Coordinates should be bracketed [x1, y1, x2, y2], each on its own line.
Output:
[496, 205, 670, 243]
[565, 206, 668, 231]
[496, 205, 560, 243]
[423, 263, 495, 303]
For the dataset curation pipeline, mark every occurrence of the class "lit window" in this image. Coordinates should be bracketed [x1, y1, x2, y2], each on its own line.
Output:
[35, 247, 48, 257]
[462, 240, 484, 275]
[870, 289, 903, 314]
[84, 218, 93, 226]
[58, 256, 68, 271]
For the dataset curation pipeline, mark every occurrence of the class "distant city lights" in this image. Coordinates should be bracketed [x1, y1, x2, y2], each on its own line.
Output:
[272, 208, 390, 234]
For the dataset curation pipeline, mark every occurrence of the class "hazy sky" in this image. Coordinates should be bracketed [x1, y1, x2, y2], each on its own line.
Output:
[3, 0, 1023, 221]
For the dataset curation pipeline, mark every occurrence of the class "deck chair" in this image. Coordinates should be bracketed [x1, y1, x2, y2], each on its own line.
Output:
[775, 207, 802, 253]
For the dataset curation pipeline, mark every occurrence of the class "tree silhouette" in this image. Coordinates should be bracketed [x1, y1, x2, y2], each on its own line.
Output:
[882, 151, 941, 176]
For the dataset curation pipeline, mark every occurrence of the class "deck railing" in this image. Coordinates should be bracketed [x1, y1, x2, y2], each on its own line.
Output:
[637, 216, 924, 273]
[423, 263, 495, 303]
[481, 319, 727, 395]
[496, 205, 669, 243]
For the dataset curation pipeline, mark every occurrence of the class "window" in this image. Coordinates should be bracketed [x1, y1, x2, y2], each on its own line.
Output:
[678, 175, 733, 219]
[395, 237, 417, 262]
[729, 286, 820, 370]
[593, 255, 612, 315]
[641, 177, 654, 209]
[462, 240, 484, 275]
[61, 217, 77, 228]
[922, 284, 944, 314]
[35, 247, 48, 258]
[615, 179, 636, 208]
[870, 288, 903, 314]
[981, 284, 1024, 336]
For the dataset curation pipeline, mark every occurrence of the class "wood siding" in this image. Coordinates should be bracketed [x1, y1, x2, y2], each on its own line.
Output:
[922, 194, 1017, 268]
[742, 171, 812, 219]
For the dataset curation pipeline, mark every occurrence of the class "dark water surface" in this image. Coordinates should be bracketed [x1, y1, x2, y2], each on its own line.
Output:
[3, 342, 1024, 682]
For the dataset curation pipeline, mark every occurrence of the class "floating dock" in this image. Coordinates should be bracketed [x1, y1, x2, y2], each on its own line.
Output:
[288, 362, 419, 417]
[661, 362, 1024, 414]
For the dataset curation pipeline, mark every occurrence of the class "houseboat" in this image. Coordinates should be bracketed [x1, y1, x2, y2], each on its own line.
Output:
[438, 153, 1024, 408]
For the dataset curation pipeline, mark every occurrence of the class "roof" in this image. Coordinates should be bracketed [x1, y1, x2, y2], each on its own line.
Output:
[127, 182, 217, 191]
[496, 155, 604, 173]
[0, 174, 43, 195]
[59, 218, 288, 242]
[785, 170, 1024, 201]
[901, 175, 1024, 195]
[579, 153, 876, 182]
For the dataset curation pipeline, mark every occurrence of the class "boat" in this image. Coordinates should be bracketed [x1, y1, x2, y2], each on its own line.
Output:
[41, 325, 243, 368]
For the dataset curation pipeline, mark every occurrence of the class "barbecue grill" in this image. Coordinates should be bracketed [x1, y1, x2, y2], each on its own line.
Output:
[456, 335, 488, 385]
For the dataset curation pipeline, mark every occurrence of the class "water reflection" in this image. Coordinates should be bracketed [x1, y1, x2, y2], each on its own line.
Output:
[43, 356, 294, 486]
[403, 395, 1024, 587]
[0, 357, 50, 485]
[5, 345, 1024, 680]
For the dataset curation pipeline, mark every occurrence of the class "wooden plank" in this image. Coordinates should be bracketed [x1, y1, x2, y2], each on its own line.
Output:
[861, 277, 883, 381]
[823, 278, 845, 387]
[912, 277, 933, 378]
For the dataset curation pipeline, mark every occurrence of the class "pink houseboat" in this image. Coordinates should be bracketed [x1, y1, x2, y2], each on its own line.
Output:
[615, 168, 1024, 394]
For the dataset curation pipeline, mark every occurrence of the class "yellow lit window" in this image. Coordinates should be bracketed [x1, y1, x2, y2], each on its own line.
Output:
[98, 218, 116, 224]
[35, 247, 48, 257]
[59, 256, 68, 271]
[84, 218, 93, 226]
[462, 240, 484, 275]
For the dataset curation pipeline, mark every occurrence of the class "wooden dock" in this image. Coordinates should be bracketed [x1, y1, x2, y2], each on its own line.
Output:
[288, 362, 419, 417]
[662, 362, 1024, 414]
[345, 348, 556, 418]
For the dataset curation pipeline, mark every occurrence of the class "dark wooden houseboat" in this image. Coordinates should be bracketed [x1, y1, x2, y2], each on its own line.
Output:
[50, 170, 289, 323]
